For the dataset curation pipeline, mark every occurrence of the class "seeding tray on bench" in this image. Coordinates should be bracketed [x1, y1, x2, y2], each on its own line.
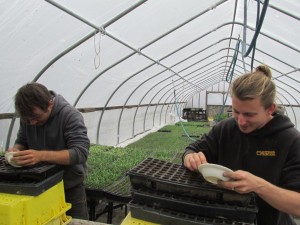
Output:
[131, 187, 258, 223]
[0, 155, 63, 195]
[127, 158, 255, 205]
[129, 201, 255, 225]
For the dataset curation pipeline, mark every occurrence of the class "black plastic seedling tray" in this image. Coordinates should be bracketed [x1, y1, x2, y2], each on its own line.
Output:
[127, 158, 254, 205]
[0, 170, 64, 196]
[0, 155, 61, 181]
[0, 155, 63, 195]
[129, 201, 256, 225]
[131, 187, 258, 223]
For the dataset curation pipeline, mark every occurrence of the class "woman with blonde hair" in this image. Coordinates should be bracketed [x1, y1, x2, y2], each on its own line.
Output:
[183, 65, 300, 225]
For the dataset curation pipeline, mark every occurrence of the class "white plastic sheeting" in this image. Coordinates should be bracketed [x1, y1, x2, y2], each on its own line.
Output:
[0, 0, 299, 148]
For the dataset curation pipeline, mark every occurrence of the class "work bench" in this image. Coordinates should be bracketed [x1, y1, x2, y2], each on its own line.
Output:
[86, 175, 132, 223]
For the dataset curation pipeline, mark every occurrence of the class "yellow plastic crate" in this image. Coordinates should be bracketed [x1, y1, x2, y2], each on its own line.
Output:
[0, 180, 71, 225]
[45, 208, 72, 225]
[121, 213, 159, 225]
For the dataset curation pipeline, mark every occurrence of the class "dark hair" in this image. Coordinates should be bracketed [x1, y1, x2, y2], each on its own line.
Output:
[231, 64, 276, 109]
[15, 82, 52, 121]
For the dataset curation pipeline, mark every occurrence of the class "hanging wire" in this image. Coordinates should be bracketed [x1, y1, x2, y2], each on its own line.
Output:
[241, 0, 248, 73]
[250, 0, 261, 71]
[216, 38, 241, 123]
[242, 0, 269, 58]
[242, 0, 247, 57]
[93, 27, 104, 69]
[172, 78, 197, 142]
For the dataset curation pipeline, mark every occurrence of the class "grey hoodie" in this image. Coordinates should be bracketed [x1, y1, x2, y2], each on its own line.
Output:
[15, 91, 90, 189]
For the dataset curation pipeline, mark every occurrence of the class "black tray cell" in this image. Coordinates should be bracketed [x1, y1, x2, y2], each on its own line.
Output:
[0, 155, 61, 182]
[131, 188, 258, 223]
[0, 170, 64, 196]
[129, 201, 255, 225]
[127, 158, 253, 205]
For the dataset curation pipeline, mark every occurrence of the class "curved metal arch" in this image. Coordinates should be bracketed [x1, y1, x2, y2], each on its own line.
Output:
[192, 70, 300, 127]
[76, 2, 239, 143]
[275, 69, 300, 80]
[147, 57, 234, 127]
[156, 67, 231, 119]
[113, 39, 238, 143]
[173, 69, 300, 128]
[40, 3, 298, 124]
[276, 87, 298, 127]
[5, 0, 147, 149]
[266, 1, 300, 21]
[163, 69, 226, 111]
[275, 92, 297, 127]
[47, 0, 218, 143]
[4, 1, 300, 149]
[149, 70, 227, 130]
[160, 73, 226, 117]
[147, 58, 238, 129]
[9, 5, 300, 146]
[159, 76, 224, 126]
[112, 24, 298, 143]
[166, 78, 227, 121]
[172, 72, 226, 106]
[159, 55, 300, 122]
[112, 42, 239, 143]
[109, 48, 229, 143]
[122, 22, 300, 139]
[44, 3, 184, 145]
[276, 92, 297, 125]
[133, 59, 232, 137]
[63, 20, 299, 145]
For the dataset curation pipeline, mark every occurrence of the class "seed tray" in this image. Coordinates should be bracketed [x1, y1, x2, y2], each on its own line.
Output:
[131, 187, 258, 223]
[0, 170, 64, 196]
[127, 158, 253, 205]
[129, 201, 255, 225]
[0, 155, 61, 182]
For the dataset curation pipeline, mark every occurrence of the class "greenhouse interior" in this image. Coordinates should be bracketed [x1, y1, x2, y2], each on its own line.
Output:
[0, 0, 300, 225]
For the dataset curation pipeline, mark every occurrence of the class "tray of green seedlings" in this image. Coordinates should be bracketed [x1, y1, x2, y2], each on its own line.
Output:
[85, 121, 210, 189]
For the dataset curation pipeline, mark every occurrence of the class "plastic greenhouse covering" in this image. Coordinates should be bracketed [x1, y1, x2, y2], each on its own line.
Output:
[0, 0, 299, 149]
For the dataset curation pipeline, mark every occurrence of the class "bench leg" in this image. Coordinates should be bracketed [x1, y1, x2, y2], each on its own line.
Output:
[107, 202, 113, 224]
[89, 198, 97, 221]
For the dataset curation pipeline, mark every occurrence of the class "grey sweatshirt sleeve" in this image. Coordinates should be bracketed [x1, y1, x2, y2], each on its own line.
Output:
[63, 107, 90, 165]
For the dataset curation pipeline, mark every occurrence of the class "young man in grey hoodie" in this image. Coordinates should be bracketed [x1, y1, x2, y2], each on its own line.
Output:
[8, 82, 90, 220]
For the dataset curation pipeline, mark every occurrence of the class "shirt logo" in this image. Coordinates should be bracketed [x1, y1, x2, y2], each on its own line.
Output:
[256, 151, 276, 156]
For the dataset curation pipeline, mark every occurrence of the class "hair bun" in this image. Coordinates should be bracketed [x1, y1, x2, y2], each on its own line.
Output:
[256, 64, 272, 78]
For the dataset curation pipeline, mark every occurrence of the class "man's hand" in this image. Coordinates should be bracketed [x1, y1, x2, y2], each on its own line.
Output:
[218, 170, 300, 217]
[11, 150, 42, 166]
[184, 152, 207, 171]
[218, 170, 265, 193]
[7, 147, 21, 152]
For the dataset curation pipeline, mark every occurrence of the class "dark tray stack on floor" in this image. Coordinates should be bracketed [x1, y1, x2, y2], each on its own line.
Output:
[127, 158, 258, 225]
[0, 155, 63, 196]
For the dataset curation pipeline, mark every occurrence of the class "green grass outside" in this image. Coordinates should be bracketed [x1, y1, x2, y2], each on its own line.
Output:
[85, 121, 211, 189]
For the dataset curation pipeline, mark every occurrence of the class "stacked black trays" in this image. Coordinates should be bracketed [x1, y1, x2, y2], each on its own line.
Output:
[127, 158, 258, 225]
[0, 155, 63, 196]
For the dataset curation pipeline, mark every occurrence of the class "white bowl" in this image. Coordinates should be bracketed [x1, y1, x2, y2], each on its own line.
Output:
[5, 152, 22, 167]
[198, 163, 233, 184]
